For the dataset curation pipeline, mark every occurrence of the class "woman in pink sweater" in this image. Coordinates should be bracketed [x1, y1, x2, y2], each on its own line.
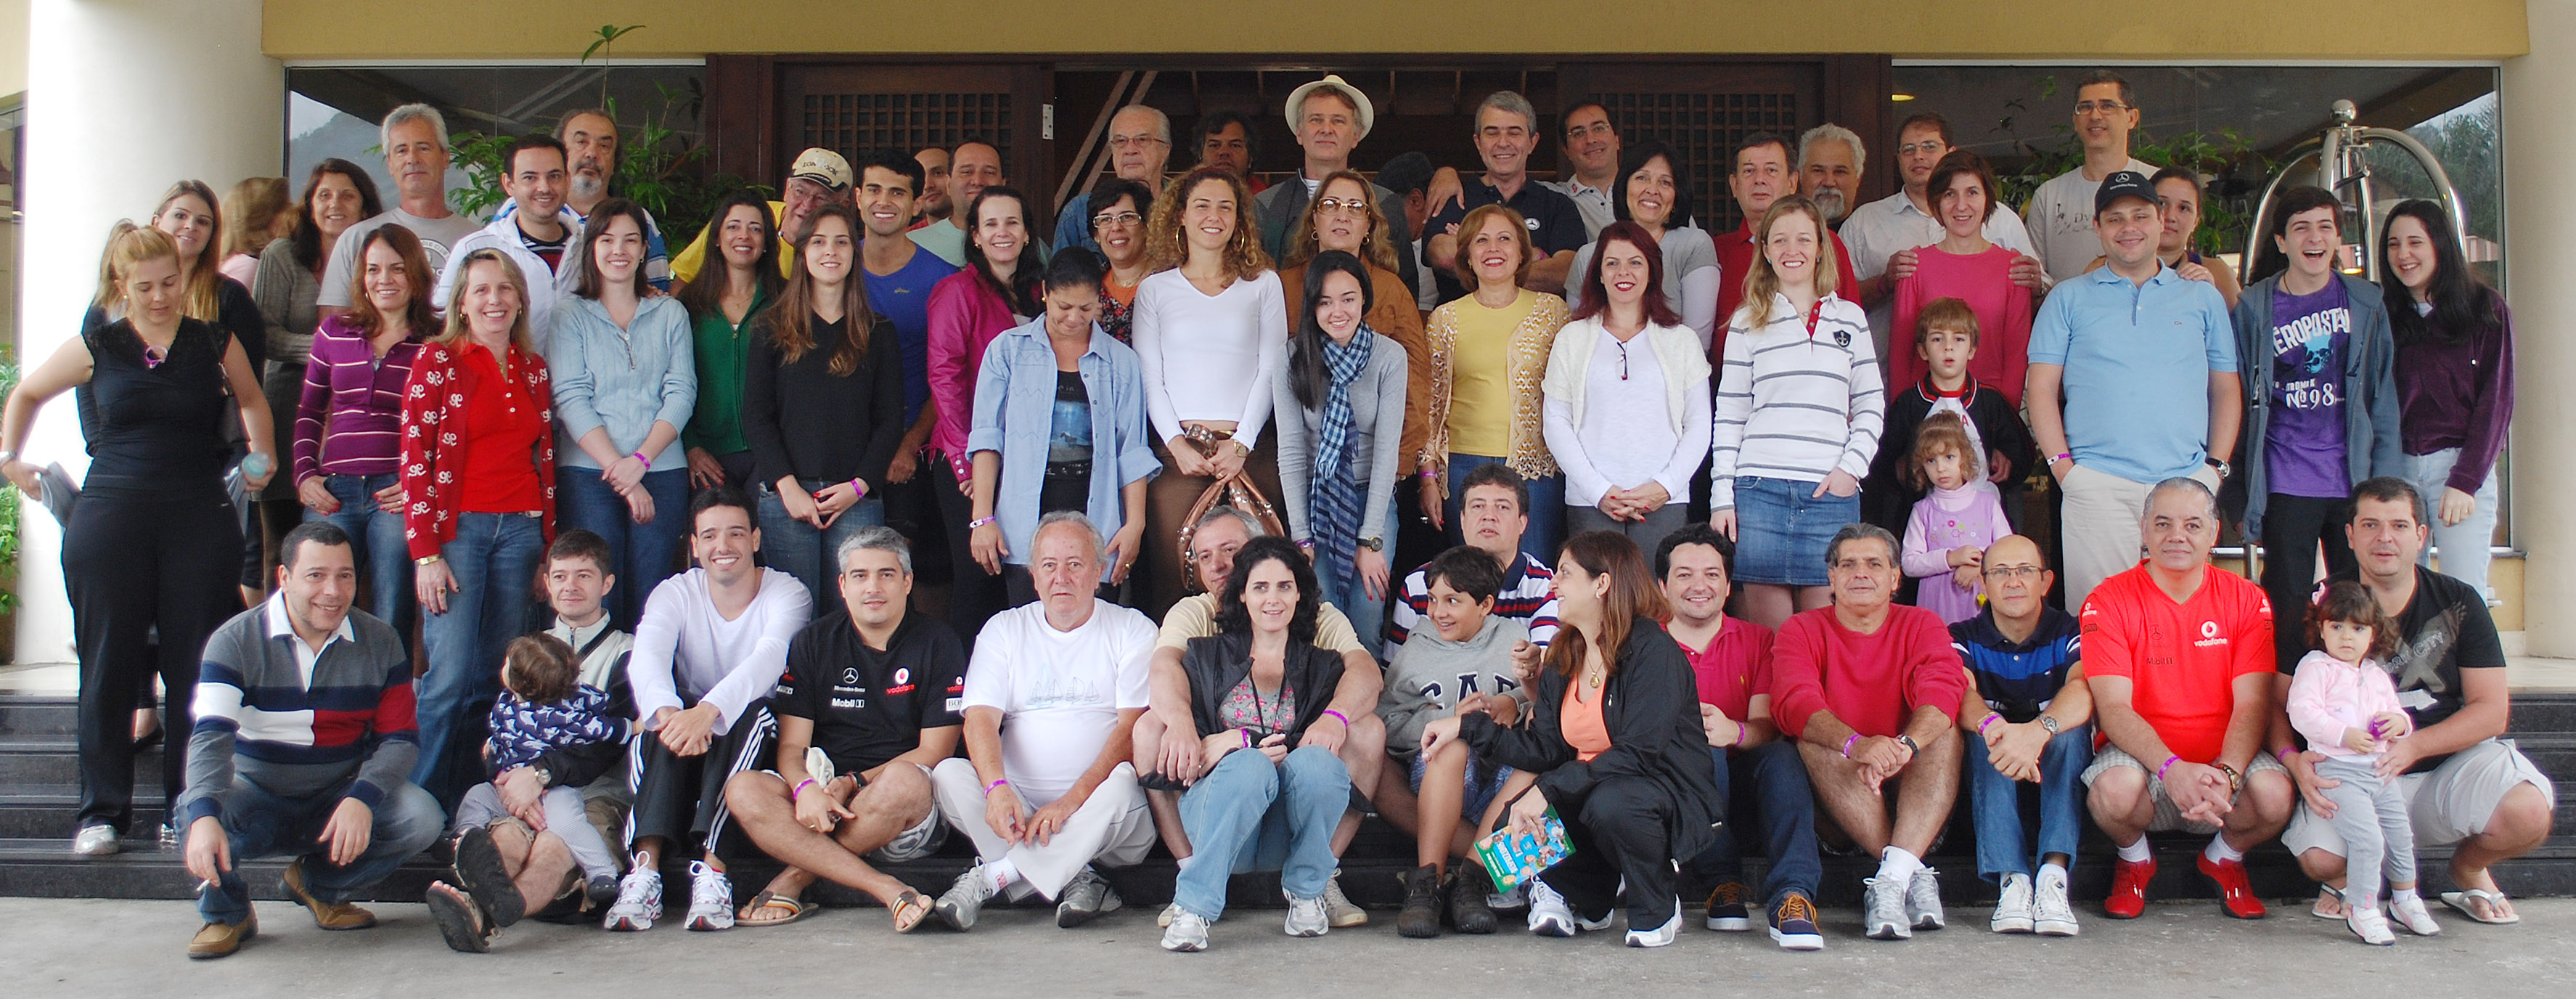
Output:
[925, 186, 1042, 641]
[1888, 151, 2033, 404]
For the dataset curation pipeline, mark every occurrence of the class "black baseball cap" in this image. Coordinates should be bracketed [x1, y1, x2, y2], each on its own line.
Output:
[2093, 170, 2159, 215]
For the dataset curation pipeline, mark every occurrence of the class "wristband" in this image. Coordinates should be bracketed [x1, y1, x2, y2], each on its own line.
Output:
[793, 778, 819, 801]
[1841, 733, 1862, 759]
[849, 478, 867, 498]
[631, 451, 649, 467]
[1241, 729, 1254, 749]
[968, 515, 997, 529]
[1976, 714, 2001, 737]
[1321, 709, 1350, 729]
[2276, 746, 2299, 765]
[2049, 452, 2072, 465]
[984, 778, 1010, 796]
[1418, 468, 1441, 481]
[2156, 754, 2181, 782]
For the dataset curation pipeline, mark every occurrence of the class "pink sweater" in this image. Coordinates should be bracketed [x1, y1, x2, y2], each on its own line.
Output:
[1888, 245, 2034, 407]
[2286, 650, 2405, 759]
[1902, 485, 2013, 624]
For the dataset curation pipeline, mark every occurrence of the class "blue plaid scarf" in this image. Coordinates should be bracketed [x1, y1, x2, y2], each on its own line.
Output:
[1310, 329, 1374, 590]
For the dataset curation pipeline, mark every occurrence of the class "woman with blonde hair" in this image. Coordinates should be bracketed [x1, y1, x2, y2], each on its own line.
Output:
[218, 176, 293, 288]
[400, 247, 557, 807]
[1709, 195, 1882, 628]
[1132, 166, 1287, 615]
[1, 224, 274, 855]
[1421, 203, 1569, 561]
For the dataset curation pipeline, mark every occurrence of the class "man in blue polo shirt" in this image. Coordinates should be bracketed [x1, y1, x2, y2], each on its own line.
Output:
[2024, 170, 2241, 607]
[856, 149, 962, 564]
[1423, 91, 1587, 303]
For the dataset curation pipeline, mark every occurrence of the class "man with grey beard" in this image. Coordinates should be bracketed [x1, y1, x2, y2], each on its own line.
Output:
[516, 107, 671, 291]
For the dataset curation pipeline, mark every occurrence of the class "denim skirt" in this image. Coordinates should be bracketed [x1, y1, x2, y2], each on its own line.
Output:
[1733, 475, 1858, 587]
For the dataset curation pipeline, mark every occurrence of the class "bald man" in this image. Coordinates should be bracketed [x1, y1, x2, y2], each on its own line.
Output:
[1949, 534, 2090, 936]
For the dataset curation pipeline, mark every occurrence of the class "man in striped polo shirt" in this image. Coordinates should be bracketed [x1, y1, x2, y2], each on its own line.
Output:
[1386, 462, 1561, 657]
[179, 521, 446, 960]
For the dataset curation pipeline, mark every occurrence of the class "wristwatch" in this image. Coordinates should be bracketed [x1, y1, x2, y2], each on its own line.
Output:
[530, 766, 552, 788]
[1895, 734, 1921, 755]
[2213, 762, 2244, 795]
[414, 554, 443, 566]
[2038, 715, 2061, 735]
[2206, 457, 2232, 479]
[1359, 537, 1384, 552]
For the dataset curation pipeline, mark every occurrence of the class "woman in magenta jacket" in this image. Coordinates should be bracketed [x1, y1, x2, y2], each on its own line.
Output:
[926, 186, 1042, 642]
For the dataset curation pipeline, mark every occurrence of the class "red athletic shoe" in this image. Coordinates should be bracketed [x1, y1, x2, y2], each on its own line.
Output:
[2196, 855, 2267, 919]
[2104, 857, 2154, 919]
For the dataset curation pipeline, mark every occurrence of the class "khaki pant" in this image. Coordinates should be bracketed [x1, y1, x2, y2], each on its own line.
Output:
[2058, 463, 2220, 610]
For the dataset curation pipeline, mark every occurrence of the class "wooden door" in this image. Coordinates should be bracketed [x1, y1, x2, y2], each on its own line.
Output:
[761, 62, 1055, 218]
[1558, 57, 1890, 234]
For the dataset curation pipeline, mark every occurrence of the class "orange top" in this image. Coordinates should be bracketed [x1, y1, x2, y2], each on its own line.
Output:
[1561, 682, 1611, 762]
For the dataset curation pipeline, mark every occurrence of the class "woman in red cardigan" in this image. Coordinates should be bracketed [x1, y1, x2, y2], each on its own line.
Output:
[924, 186, 1041, 643]
[401, 248, 556, 808]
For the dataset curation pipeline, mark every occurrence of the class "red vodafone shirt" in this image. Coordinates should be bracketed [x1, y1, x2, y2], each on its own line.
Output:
[2079, 563, 2276, 764]
[1672, 616, 1775, 725]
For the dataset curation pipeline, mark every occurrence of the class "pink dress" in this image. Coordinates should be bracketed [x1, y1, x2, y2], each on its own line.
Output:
[1902, 484, 2013, 624]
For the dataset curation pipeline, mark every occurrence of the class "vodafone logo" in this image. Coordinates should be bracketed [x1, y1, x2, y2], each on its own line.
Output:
[2194, 619, 2228, 648]
[2201, 621, 2220, 639]
[894, 667, 911, 686]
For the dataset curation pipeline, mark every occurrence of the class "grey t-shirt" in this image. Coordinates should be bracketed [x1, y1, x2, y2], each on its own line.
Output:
[316, 206, 484, 308]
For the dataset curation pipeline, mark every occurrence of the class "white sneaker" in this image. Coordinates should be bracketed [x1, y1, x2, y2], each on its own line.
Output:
[2033, 869, 2080, 937]
[2347, 904, 2397, 946]
[1526, 878, 1578, 937]
[1157, 901, 1182, 928]
[1864, 876, 1912, 940]
[1906, 866, 1945, 930]
[2388, 894, 2442, 936]
[1161, 909, 1211, 952]
[1284, 893, 1330, 937]
[1625, 900, 1682, 947]
[1322, 870, 1367, 927]
[72, 825, 120, 857]
[602, 857, 661, 931]
[684, 861, 734, 931]
[1990, 873, 2035, 933]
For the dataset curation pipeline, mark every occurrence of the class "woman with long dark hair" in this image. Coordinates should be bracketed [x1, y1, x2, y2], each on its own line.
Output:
[743, 203, 904, 609]
[256, 160, 382, 568]
[2381, 199, 2514, 597]
[927, 187, 1042, 638]
[1158, 536, 1353, 951]
[294, 224, 433, 636]
[1419, 529, 1720, 946]
[1274, 250, 1410, 636]
[1543, 221, 1712, 556]
[676, 192, 785, 493]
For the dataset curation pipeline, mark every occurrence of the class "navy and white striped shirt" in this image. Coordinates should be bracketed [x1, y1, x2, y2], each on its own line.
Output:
[1386, 551, 1560, 656]
[1709, 291, 1884, 510]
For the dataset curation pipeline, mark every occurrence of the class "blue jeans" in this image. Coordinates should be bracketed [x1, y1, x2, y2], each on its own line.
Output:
[306, 473, 414, 635]
[1444, 454, 1563, 565]
[1688, 739, 1821, 906]
[756, 481, 887, 612]
[556, 467, 690, 629]
[2403, 448, 2501, 599]
[1173, 746, 1350, 921]
[1317, 495, 1400, 648]
[1963, 725, 2093, 881]
[193, 776, 446, 924]
[412, 512, 547, 810]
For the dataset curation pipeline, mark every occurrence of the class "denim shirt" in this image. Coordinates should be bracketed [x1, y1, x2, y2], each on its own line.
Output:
[966, 317, 1161, 570]
[546, 294, 699, 473]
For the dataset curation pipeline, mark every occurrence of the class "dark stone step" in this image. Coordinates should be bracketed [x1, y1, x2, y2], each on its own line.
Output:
[0, 788, 169, 839]
[0, 738, 163, 786]
[0, 696, 79, 737]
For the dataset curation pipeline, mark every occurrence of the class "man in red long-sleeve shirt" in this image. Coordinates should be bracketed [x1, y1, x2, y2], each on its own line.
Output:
[1770, 523, 1965, 942]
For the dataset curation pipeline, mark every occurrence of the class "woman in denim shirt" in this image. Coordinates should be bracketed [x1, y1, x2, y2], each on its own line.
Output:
[965, 252, 1161, 604]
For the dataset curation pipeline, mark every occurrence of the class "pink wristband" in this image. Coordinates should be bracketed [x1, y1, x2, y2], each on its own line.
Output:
[1976, 714, 2002, 737]
[984, 778, 1009, 796]
[631, 451, 649, 466]
[1321, 709, 1350, 729]
[1841, 733, 1862, 759]
[793, 778, 819, 800]
[850, 478, 867, 498]
[1241, 729, 1254, 749]
[2156, 754, 2182, 782]
[2276, 746, 2299, 764]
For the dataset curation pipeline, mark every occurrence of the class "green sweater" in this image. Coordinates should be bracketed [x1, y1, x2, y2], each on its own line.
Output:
[683, 288, 770, 457]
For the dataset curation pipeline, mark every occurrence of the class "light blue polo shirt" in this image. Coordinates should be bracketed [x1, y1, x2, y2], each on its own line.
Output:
[2027, 263, 2237, 484]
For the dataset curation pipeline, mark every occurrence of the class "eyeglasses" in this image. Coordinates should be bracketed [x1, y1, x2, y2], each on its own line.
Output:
[1983, 565, 2045, 580]
[1897, 141, 1947, 158]
[1091, 211, 1143, 229]
[1108, 135, 1167, 150]
[1314, 197, 1369, 216]
[2074, 100, 2130, 116]
[1611, 338, 1631, 380]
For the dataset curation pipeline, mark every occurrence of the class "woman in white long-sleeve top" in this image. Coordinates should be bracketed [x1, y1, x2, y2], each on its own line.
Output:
[1544, 221, 1712, 559]
[1274, 250, 1410, 640]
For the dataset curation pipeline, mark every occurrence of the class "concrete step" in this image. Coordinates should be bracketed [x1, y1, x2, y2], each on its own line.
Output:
[0, 696, 78, 737]
[0, 738, 163, 787]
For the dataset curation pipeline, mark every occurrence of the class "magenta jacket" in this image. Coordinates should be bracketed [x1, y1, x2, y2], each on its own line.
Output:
[926, 267, 1020, 484]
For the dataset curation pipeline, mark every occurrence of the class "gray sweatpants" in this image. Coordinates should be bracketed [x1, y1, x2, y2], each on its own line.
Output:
[2315, 756, 2417, 904]
[457, 781, 622, 883]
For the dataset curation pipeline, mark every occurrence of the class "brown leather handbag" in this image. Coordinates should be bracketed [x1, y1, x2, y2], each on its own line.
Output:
[1174, 433, 1286, 592]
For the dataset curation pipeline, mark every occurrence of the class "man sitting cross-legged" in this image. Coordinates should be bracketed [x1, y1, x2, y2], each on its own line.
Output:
[1772, 523, 1966, 942]
[725, 527, 967, 932]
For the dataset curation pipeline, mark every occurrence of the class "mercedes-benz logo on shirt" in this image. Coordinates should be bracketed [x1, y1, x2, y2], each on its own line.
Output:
[841, 667, 861, 685]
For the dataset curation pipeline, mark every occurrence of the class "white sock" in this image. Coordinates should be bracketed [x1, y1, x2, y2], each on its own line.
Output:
[1172, 854, 1194, 872]
[2115, 838, 2152, 863]
[2391, 886, 2420, 905]
[1878, 846, 1923, 881]
[981, 858, 1021, 892]
[2203, 836, 2244, 865]
[2039, 861, 2069, 887]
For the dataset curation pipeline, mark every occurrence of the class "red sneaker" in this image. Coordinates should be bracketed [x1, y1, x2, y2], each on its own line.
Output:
[2196, 855, 2267, 919]
[2104, 857, 2154, 919]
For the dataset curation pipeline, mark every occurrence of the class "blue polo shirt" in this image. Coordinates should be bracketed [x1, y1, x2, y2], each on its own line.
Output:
[2027, 264, 2237, 484]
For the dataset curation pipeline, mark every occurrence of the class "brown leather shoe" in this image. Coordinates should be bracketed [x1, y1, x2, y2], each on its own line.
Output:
[187, 910, 257, 959]
[282, 858, 379, 930]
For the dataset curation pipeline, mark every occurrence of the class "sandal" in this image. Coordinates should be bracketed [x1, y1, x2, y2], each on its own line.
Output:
[889, 890, 932, 934]
[2438, 889, 2522, 925]
[2310, 886, 2344, 920]
[737, 890, 818, 927]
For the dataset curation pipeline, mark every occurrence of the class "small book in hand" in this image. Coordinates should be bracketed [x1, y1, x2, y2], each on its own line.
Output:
[1472, 808, 1571, 892]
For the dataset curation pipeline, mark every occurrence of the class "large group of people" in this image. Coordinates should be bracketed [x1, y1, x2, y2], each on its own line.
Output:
[0, 68, 2548, 961]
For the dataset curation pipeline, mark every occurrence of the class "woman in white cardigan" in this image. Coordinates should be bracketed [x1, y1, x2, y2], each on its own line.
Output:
[1542, 221, 1712, 555]
[1274, 251, 1409, 633]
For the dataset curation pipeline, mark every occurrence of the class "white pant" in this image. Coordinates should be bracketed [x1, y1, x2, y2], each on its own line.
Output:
[931, 757, 1154, 900]
[2058, 463, 2222, 611]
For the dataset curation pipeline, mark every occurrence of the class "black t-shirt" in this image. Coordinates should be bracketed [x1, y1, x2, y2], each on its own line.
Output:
[1040, 370, 1093, 514]
[2315, 564, 2505, 772]
[1426, 178, 1589, 305]
[770, 610, 968, 775]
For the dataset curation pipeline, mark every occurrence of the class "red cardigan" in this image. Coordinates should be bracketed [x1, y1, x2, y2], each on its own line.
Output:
[401, 338, 557, 558]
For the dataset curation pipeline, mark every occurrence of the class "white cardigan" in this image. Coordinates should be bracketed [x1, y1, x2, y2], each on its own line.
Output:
[1540, 315, 1712, 505]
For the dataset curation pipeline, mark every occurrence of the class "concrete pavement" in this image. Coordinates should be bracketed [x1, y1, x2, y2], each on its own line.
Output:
[4, 896, 2569, 998]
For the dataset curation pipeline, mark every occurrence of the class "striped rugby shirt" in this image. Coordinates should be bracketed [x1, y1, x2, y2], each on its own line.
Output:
[1386, 550, 1561, 656]
[179, 595, 418, 824]
[1709, 291, 1884, 510]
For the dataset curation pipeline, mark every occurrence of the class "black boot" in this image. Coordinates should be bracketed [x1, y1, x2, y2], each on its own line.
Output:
[1397, 863, 1444, 938]
[1449, 862, 1498, 934]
